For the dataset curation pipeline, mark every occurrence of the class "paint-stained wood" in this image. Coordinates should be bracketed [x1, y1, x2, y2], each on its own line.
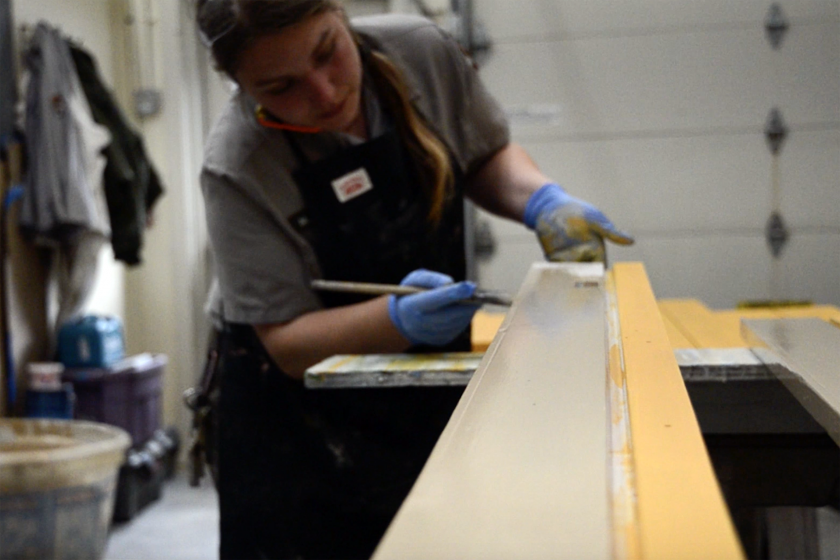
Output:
[304, 352, 480, 388]
[605, 274, 642, 560]
[613, 263, 744, 560]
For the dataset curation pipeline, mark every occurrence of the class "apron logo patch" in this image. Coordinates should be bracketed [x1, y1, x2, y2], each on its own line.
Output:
[331, 168, 373, 203]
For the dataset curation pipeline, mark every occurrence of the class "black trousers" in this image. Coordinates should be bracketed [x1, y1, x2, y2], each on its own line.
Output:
[216, 325, 464, 559]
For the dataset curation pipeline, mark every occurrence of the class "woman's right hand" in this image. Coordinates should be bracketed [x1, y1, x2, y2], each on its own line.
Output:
[388, 269, 480, 346]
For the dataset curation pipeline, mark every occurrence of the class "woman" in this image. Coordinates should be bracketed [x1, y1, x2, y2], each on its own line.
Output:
[194, 1, 632, 558]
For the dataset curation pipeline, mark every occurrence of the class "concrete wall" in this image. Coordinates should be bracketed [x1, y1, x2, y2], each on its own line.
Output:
[473, 0, 840, 309]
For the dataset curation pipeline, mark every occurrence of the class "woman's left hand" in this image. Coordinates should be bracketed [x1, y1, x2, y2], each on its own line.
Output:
[524, 183, 634, 262]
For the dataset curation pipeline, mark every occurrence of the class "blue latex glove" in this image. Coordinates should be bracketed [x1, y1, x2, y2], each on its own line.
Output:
[388, 269, 480, 346]
[523, 183, 634, 262]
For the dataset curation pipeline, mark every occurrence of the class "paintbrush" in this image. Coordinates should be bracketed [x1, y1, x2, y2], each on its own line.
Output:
[311, 279, 513, 307]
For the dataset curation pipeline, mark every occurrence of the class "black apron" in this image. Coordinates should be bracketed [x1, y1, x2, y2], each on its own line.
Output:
[289, 128, 466, 307]
[217, 128, 469, 559]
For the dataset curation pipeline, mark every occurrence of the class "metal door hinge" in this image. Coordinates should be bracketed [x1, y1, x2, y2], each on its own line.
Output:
[766, 211, 789, 258]
[765, 3, 789, 50]
[765, 108, 788, 156]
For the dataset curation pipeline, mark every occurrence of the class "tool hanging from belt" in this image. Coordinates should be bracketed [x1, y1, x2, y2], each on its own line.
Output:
[183, 326, 228, 486]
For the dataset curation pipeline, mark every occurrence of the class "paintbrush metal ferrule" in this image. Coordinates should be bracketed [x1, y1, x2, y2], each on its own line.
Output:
[310, 279, 512, 307]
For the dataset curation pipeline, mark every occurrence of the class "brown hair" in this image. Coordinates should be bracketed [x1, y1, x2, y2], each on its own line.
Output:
[196, 0, 454, 224]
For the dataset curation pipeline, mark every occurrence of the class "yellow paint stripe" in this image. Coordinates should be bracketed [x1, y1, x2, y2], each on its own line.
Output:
[613, 264, 744, 560]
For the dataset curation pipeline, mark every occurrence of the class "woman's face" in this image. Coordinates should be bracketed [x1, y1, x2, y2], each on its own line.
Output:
[235, 10, 363, 134]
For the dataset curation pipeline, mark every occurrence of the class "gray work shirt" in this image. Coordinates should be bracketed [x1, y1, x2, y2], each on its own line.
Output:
[201, 14, 510, 325]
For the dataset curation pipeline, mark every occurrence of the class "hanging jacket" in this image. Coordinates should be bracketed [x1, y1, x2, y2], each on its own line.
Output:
[19, 22, 111, 244]
[69, 42, 164, 266]
[19, 21, 113, 328]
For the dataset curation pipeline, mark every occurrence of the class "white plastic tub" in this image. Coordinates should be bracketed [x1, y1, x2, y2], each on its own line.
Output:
[0, 418, 130, 560]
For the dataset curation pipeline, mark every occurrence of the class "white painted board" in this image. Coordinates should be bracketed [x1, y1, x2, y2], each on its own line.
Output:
[373, 263, 611, 560]
[742, 317, 840, 446]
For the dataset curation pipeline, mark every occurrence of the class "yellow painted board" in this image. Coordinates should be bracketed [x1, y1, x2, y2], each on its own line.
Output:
[482, 299, 840, 353]
[613, 264, 744, 560]
[702, 311, 759, 347]
[657, 299, 712, 320]
[771, 305, 840, 323]
[657, 299, 710, 348]
[470, 310, 506, 352]
[712, 310, 784, 347]
[658, 299, 746, 348]
[671, 304, 840, 350]
[657, 309, 696, 349]
[656, 298, 711, 317]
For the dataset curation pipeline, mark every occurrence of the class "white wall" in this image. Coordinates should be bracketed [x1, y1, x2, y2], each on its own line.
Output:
[10, 0, 208, 441]
[7, 0, 124, 416]
[473, 0, 840, 309]
[14, 1, 125, 320]
[115, 0, 210, 445]
[14, 0, 115, 74]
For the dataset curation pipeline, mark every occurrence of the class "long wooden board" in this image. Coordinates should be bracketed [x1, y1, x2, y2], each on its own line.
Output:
[305, 352, 480, 388]
[742, 318, 840, 446]
[657, 299, 840, 350]
[613, 263, 743, 559]
[373, 263, 612, 560]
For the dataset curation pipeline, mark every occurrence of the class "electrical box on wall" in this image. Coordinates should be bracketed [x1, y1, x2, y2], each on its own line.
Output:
[123, 0, 163, 118]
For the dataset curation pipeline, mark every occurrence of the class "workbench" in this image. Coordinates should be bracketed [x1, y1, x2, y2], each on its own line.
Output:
[304, 262, 840, 560]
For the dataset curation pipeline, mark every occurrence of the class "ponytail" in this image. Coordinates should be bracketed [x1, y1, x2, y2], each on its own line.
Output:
[362, 45, 454, 226]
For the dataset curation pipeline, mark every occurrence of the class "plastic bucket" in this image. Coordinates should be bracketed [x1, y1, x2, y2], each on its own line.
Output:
[0, 419, 131, 560]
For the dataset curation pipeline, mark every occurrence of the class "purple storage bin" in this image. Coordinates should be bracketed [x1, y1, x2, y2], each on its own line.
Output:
[62, 354, 167, 446]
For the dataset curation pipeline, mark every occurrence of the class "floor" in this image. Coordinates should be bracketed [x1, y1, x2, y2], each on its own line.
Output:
[103, 471, 840, 560]
[104, 473, 219, 560]
[818, 509, 840, 555]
